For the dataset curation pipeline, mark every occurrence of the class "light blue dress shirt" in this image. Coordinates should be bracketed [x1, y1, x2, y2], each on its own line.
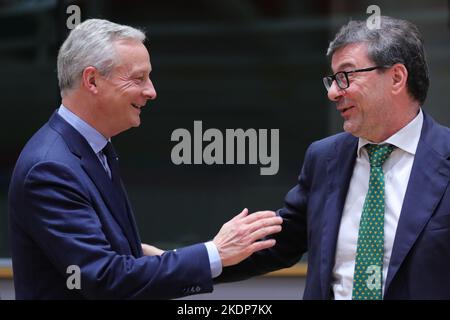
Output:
[58, 105, 110, 175]
[57, 105, 222, 278]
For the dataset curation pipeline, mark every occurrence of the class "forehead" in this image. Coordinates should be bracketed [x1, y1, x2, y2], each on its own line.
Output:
[113, 40, 151, 73]
[331, 43, 372, 72]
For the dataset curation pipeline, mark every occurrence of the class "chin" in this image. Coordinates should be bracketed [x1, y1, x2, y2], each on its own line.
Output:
[343, 122, 359, 136]
[343, 121, 352, 133]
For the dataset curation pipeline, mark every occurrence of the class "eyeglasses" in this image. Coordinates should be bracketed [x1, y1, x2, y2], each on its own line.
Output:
[323, 66, 387, 91]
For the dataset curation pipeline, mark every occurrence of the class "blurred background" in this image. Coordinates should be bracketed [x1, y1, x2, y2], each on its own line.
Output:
[0, 0, 448, 299]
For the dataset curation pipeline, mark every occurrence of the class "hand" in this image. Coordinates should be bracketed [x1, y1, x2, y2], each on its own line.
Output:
[141, 243, 164, 256]
[213, 208, 282, 267]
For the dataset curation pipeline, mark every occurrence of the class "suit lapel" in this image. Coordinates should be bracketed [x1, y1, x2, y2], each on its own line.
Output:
[49, 112, 141, 256]
[385, 113, 450, 294]
[320, 134, 358, 298]
[104, 143, 142, 256]
[80, 155, 141, 256]
[118, 178, 143, 256]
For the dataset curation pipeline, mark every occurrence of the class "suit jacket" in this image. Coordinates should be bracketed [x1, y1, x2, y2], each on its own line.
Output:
[218, 112, 450, 299]
[8, 111, 213, 299]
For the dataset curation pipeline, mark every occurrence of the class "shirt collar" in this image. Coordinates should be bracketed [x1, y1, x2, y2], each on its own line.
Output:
[357, 108, 423, 157]
[58, 104, 108, 154]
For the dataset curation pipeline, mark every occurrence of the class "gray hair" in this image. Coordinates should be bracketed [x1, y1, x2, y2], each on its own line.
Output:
[57, 19, 146, 96]
[326, 16, 429, 105]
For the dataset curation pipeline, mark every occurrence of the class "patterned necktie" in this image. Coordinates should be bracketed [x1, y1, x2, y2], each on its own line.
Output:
[352, 143, 394, 300]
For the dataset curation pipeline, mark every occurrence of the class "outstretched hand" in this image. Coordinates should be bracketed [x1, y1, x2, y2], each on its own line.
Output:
[213, 208, 282, 267]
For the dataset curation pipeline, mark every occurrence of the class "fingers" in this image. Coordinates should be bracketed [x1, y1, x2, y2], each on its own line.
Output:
[241, 210, 277, 224]
[230, 208, 249, 221]
[248, 239, 277, 253]
[245, 215, 283, 235]
[246, 224, 282, 243]
[222, 238, 278, 267]
[214, 208, 283, 267]
[225, 210, 282, 245]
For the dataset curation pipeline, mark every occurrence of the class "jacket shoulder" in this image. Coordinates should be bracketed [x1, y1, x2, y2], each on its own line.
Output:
[9, 121, 78, 191]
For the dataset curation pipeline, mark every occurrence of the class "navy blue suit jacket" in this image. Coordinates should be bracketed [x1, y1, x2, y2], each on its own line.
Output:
[218, 112, 450, 299]
[8, 112, 213, 299]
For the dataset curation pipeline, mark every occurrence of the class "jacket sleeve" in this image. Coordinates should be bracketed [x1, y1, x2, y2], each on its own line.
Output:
[19, 161, 213, 299]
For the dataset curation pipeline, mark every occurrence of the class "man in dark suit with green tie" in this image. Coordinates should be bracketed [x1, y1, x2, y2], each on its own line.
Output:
[217, 16, 450, 300]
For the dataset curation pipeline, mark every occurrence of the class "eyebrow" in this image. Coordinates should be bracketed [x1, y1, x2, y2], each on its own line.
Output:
[131, 69, 151, 77]
[332, 62, 356, 73]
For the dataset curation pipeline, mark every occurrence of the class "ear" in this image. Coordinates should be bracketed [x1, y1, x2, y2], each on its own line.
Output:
[81, 66, 99, 94]
[390, 63, 408, 96]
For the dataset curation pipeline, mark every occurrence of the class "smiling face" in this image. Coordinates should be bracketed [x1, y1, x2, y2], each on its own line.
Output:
[327, 43, 393, 142]
[95, 39, 157, 137]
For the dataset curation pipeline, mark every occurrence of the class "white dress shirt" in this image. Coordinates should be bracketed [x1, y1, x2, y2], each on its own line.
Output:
[57, 105, 222, 278]
[331, 109, 423, 299]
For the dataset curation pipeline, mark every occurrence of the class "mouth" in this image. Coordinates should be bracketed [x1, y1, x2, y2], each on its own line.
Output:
[339, 105, 355, 116]
[131, 103, 143, 110]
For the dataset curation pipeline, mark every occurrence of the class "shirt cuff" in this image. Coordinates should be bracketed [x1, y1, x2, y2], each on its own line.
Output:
[204, 241, 222, 278]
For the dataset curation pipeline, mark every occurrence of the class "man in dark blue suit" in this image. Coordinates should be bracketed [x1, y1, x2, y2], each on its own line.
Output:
[217, 16, 450, 299]
[8, 19, 283, 299]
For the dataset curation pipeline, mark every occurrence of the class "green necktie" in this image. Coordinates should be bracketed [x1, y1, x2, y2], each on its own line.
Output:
[352, 144, 394, 300]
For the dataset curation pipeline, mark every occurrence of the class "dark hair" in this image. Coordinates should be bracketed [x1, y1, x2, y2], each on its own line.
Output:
[327, 16, 429, 105]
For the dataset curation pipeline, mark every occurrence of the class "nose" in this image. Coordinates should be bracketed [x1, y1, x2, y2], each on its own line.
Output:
[143, 78, 157, 101]
[327, 80, 343, 102]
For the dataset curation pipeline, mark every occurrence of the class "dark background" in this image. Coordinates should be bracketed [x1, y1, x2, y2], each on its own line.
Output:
[0, 0, 449, 257]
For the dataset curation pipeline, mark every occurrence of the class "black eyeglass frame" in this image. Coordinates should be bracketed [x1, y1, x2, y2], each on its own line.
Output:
[323, 66, 389, 91]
